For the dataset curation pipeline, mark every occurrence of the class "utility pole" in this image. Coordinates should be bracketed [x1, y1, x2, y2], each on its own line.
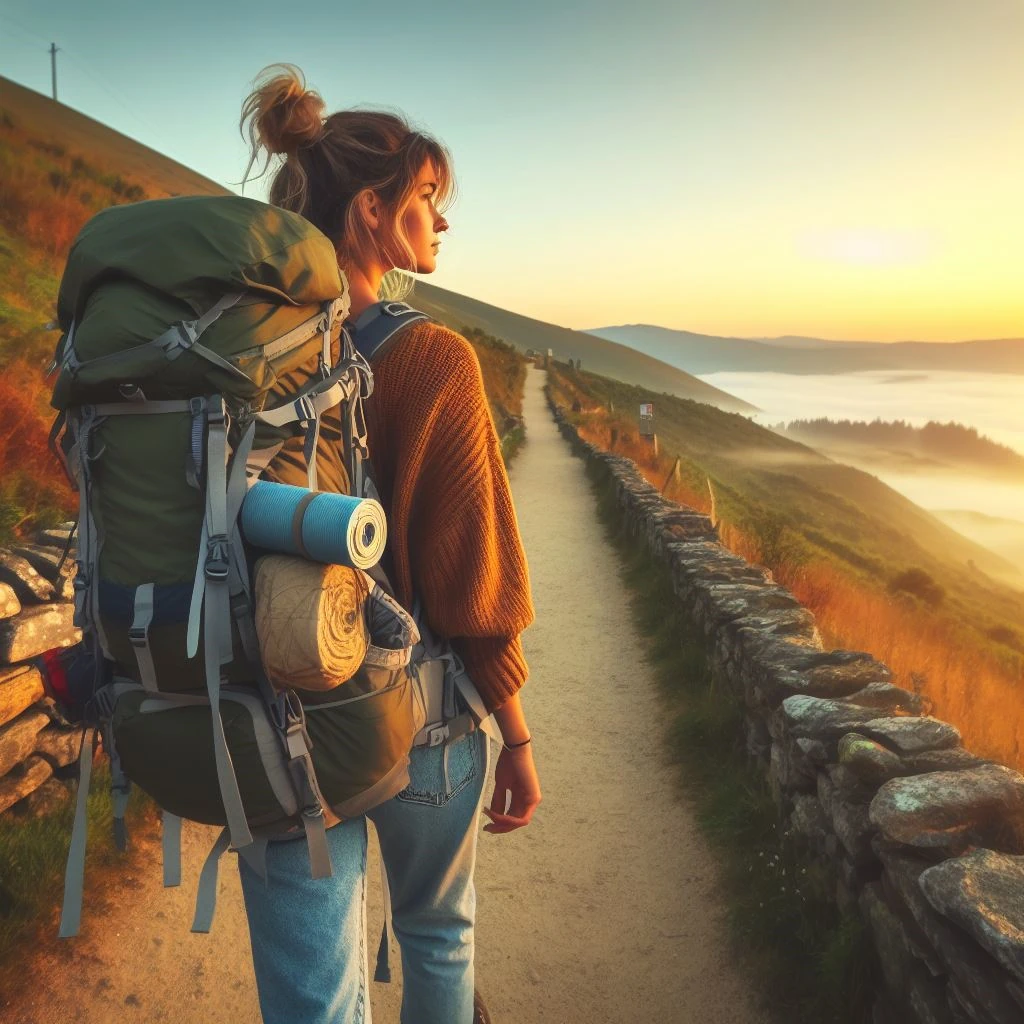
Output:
[49, 43, 59, 102]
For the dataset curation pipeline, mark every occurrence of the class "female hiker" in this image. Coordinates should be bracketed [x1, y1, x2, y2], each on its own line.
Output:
[237, 64, 541, 1024]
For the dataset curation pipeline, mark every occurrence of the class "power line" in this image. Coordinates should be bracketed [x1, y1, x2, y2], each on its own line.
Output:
[1, 18, 149, 134]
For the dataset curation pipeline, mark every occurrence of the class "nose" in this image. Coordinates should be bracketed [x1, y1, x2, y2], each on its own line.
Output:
[436, 213, 449, 233]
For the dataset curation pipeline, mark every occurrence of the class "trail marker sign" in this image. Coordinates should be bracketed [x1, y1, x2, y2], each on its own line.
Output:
[639, 403, 655, 437]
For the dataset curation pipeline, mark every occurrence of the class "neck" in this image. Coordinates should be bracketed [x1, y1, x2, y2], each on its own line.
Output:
[344, 262, 386, 321]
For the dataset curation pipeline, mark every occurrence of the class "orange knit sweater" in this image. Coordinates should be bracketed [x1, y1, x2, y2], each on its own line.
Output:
[362, 320, 535, 713]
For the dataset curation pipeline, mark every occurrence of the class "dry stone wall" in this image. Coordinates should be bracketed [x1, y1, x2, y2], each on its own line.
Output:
[0, 523, 82, 818]
[550, 399, 1024, 1024]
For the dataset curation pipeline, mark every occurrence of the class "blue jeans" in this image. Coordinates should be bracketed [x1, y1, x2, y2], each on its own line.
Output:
[239, 729, 489, 1024]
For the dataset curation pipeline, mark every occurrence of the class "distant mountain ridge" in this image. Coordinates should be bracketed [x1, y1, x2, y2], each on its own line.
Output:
[586, 323, 1024, 375]
[409, 284, 757, 413]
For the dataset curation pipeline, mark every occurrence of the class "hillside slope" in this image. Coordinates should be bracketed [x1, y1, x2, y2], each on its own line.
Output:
[409, 282, 756, 413]
[0, 76, 227, 200]
[548, 361, 1024, 637]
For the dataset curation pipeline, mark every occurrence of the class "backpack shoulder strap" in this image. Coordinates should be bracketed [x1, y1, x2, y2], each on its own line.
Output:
[347, 301, 431, 366]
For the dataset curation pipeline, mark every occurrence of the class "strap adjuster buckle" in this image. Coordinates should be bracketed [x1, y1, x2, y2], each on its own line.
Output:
[293, 395, 316, 424]
[205, 535, 230, 581]
[128, 626, 147, 647]
[426, 723, 450, 748]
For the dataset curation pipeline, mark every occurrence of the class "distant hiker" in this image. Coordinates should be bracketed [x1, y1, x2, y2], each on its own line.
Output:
[238, 65, 541, 1023]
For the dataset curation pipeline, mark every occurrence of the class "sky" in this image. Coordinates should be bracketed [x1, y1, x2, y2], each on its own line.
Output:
[2, 0, 1022, 342]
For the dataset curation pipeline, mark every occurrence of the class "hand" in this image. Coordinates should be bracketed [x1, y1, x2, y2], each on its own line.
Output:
[482, 742, 541, 834]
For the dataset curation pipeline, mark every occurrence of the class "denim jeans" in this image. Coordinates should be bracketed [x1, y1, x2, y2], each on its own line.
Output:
[239, 729, 489, 1024]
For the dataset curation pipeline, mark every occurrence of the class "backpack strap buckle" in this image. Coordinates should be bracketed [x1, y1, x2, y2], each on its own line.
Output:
[425, 723, 450, 748]
[204, 535, 231, 581]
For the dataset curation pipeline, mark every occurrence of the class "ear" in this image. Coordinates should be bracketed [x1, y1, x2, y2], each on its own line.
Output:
[356, 188, 380, 231]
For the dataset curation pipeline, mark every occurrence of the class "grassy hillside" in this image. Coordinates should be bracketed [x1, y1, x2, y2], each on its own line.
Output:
[548, 360, 1024, 770]
[0, 77, 228, 541]
[406, 280, 756, 413]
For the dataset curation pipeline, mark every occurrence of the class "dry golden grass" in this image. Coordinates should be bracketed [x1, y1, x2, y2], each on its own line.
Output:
[549, 367, 1024, 771]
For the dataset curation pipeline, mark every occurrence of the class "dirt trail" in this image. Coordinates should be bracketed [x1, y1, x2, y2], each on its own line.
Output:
[4, 366, 767, 1024]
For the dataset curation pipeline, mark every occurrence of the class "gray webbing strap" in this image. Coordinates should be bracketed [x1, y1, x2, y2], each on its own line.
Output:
[152, 292, 245, 369]
[59, 726, 96, 938]
[162, 812, 182, 887]
[129, 583, 159, 692]
[237, 838, 269, 880]
[254, 376, 352, 428]
[106, 719, 131, 852]
[225, 420, 255, 543]
[303, 410, 321, 490]
[301, 808, 332, 879]
[188, 398, 206, 490]
[65, 293, 249, 385]
[191, 827, 231, 933]
[203, 399, 253, 853]
[246, 443, 284, 479]
[186, 517, 208, 659]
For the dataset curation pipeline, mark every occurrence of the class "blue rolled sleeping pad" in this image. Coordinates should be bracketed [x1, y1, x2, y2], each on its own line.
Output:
[240, 480, 387, 570]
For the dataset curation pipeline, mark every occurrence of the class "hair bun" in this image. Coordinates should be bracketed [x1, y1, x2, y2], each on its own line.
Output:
[246, 63, 325, 156]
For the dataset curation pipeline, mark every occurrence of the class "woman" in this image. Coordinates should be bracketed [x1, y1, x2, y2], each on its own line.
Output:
[237, 65, 541, 1024]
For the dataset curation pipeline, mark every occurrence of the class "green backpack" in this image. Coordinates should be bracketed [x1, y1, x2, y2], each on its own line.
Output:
[50, 194, 429, 936]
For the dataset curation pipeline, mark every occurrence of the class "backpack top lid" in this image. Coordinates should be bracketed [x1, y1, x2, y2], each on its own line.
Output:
[57, 194, 343, 330]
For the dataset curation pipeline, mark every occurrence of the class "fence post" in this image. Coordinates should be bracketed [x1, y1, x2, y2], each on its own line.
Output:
[661, 456, 680, 494]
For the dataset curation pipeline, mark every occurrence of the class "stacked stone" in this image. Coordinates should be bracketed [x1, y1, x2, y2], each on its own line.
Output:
[549, 396, 1024, 1024]
[0, 523, 83, 817]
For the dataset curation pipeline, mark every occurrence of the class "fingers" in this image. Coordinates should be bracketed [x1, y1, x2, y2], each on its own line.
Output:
[481, 793, 541, 834]
[481, 806, 533, 834]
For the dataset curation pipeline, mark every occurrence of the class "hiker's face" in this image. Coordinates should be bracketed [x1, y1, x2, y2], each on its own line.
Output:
[400, 160, 449, 274]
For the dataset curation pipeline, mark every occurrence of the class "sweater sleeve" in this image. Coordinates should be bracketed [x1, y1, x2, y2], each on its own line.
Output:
[375, 325, 535, 712]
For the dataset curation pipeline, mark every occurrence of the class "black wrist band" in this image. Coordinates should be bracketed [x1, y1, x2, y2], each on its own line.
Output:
[504, 736, 532, 749]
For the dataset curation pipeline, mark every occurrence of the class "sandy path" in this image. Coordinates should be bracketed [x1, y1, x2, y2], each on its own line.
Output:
[3, 366, 767, 1024]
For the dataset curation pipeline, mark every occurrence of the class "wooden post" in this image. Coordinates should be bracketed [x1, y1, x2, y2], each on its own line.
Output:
[660, 456, 681, 494]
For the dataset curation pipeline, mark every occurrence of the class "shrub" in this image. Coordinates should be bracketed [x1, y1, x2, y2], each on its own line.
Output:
[987, 625, 1023, 652]
[47, 169, 71, 194]
[744, 509, 809, 572]
[888, 567, 945, 607]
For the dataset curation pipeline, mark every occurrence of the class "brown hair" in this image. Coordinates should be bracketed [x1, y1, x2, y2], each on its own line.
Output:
[240, 64, 456, 292]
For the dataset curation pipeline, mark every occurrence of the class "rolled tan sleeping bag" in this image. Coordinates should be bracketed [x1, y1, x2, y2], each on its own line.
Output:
[253, 554, 370, 691]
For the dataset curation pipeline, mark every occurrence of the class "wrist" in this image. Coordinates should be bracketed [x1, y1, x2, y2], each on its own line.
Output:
[502, 735, 532, 750]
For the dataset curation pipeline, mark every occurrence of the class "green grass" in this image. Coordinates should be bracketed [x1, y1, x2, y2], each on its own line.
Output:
[585, 455, 878, 1024]
[0, 759, 155, 992]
